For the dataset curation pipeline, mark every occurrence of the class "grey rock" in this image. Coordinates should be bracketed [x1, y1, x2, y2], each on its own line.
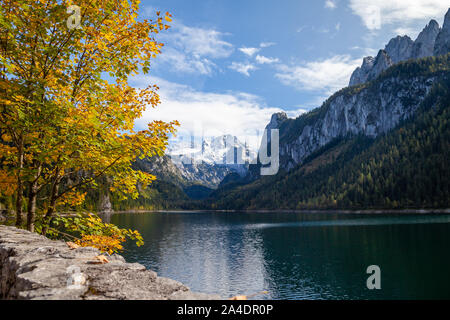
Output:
[367, 50, 393, 81]
[349, 56, 375, 86]
[412, 20, 440, 59]
[384, 35, 414, 64]
[265, 112, 288, 130]
[434, 9, 450, 56]
[349, 48, 395, 87]
[0, 225, 221, 300]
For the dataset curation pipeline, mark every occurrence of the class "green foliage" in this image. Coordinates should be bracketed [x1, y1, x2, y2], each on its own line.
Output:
[35, 212, 143, 254]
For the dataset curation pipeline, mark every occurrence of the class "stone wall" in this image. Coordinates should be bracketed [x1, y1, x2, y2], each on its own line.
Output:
[0, 225, 220, 300]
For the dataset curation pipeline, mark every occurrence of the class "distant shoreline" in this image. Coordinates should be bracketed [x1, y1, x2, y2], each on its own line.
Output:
[3, 209, 449, 222]
[103, 208, 450, 215]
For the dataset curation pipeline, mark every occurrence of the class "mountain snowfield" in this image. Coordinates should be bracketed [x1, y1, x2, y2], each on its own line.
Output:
[142, 134, 259, 189]
[167, 134, 257, 166]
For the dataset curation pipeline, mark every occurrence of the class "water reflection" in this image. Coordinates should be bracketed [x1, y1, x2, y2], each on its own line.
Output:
[111, 212, 450, 300]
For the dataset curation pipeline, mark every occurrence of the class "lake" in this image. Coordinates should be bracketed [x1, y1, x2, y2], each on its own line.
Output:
[108, 211, 450, 300]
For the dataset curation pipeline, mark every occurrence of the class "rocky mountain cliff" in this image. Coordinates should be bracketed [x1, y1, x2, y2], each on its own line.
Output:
[266, 10, 450, 172]
[350, 9, 449, 87]
[385, 35, 414, 64]
[434, 9, 450, 56]
[276, 70, 439, 171]
[413, 20, 440, 59]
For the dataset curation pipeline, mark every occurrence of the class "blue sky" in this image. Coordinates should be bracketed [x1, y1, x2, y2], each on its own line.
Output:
[131, 0, 449, 145]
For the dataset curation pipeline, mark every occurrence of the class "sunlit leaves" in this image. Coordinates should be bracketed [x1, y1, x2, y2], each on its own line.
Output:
[0, 0, 178, 239]
[39, 213, 144, 254]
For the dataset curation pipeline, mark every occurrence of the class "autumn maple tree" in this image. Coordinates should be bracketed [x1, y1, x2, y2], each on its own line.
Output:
[0, 0, 177, 250]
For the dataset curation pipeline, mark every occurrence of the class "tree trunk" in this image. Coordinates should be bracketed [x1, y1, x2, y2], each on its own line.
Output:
[26, 164, 42, 232]
[42, 174, 60, 236]
[15, 137, 24, 227]
[15, 181, 24, 227]
[26, 184, 37, 232]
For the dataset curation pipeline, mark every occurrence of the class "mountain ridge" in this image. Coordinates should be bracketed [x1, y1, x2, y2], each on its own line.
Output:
[350, 9, 450, 87]
[209, 61, 450, 209]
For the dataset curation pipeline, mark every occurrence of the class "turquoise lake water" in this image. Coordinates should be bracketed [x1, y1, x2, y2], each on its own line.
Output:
[109, 211, 450, 300]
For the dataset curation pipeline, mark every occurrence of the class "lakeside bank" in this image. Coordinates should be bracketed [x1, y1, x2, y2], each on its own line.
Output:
[0, 225, 220, 300]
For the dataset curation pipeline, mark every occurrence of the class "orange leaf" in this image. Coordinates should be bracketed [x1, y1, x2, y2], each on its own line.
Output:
[90, 255, 109, 264]
[66, 242, 80, 249]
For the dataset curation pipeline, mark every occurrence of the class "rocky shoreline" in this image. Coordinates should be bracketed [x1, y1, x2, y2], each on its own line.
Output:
[0, 225, 220, 300]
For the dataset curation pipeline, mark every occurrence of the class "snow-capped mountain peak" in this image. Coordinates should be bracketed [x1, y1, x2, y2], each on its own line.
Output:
[168, 135, 257, 166]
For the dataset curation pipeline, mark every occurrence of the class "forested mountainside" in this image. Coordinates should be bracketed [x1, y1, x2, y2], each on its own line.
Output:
[210, 91, 450, 209]
[259, 11, 450, 173]
[202, 12, 450, 211]
[270, 55, 449, 172]
[207, 54, 450, 210]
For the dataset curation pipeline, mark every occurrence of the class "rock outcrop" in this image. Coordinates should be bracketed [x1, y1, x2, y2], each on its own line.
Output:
[350, 49, 397, 87]
[0, 225, 220, 300]
[265, 112, 288, 130]
[367, 50, 393, 82]
[349, 56, 375, 86]
[434, 9, 450, 56]
[412, 20, 441, 59]
[385, 36, 414, 64]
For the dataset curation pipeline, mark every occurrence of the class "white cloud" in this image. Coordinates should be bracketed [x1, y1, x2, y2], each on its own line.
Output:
[394, 27, 420, 39]
[260, 42, 276, 48]
[349, 0, 449, 30]
[229, 62, 258, 76]
[286, 108, 308, 118]
[275, 55, 361, 94]
[325, 0, 337, 9]
[157, 23, 233, 75]
[255, 55, 280, 65]
[335, 22, 341, 31]
[170, 24, 233, 58]
[131, 76, 286, 147]
[239, 47, 260, 57]
[158, 48, 217, 75]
